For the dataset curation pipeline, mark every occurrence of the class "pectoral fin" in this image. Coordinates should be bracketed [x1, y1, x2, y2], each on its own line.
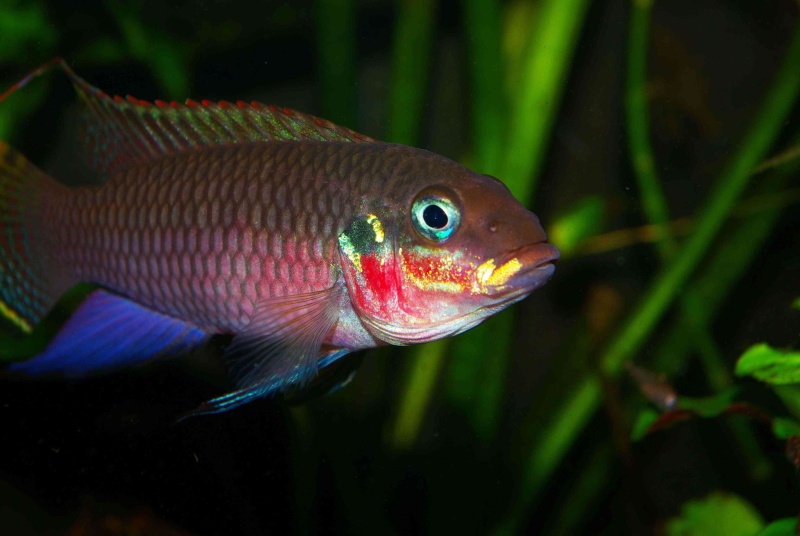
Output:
[185, 284, 347, 417]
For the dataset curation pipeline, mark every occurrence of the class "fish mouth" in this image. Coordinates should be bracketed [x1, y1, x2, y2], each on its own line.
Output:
[476, 242, 560, 297]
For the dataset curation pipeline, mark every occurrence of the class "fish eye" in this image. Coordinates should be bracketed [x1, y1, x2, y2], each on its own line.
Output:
[411, 194, 461, 242]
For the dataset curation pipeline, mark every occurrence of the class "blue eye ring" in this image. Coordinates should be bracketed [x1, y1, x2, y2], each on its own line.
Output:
[411, 194, 461, 243]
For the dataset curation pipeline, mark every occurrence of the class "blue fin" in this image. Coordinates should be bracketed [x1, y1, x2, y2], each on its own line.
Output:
[283, 351, 363, 404]
[9, 290, 207, 377]
[182, 285, 349, 418]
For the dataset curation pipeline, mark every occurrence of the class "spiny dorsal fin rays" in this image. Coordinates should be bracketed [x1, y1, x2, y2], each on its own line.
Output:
[0, 58, 377, 179]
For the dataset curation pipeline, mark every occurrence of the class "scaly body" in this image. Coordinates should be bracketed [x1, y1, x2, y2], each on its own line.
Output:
[1, 60, 559, 414]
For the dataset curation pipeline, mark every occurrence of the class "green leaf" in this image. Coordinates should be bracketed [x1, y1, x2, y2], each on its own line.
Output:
[771, 385, 800, 421]
[667, 492, 764, 536]
[678, 388, 738, 418]
[631, 407, 659, 441]
[757, 518, 797, 536]
[771, 417, 800, 440]
[0, 1, 58, 59]
[548, 196, 605, 256]
[793, 297, 800, 311]
[736, 343, 800, 385]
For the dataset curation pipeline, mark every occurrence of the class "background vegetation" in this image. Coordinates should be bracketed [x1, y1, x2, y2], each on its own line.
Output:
[1, 0, 799, 534]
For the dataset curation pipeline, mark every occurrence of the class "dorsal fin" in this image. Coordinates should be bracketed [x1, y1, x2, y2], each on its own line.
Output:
[0, 58, 377, 178]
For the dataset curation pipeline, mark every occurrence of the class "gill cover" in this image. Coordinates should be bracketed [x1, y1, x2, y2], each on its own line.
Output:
[338, 212, 395, 301]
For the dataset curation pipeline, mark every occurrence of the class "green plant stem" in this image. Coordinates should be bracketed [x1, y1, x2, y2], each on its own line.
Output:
[499, 0, 592, 203]
[546, 444, 614, 536]
[386, 0, 437, 145]
[625, 0, 767, 476]
[447, 311, 514, 442]
[496, 22, 800, 535]
[464, 0, 505, 174]
[604, 23, 800, 377]
[626, 0, 727, 387]
[315, 0, 357, 127]
[626, 0, 672, 252]
[656, 149, 800, 482]
[388, 339, 448, 449]
[653, 144, 800, 376]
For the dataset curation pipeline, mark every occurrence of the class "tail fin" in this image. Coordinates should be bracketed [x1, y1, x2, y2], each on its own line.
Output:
[0, 141, 71, 332]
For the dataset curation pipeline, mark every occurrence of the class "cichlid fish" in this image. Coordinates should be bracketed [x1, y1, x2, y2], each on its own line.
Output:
[0, 59, 559, 414]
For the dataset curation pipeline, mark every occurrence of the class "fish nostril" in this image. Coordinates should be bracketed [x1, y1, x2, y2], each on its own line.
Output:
[488, 222, 498, 233]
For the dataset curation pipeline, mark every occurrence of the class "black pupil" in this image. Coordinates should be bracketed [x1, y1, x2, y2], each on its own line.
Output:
[422, 204, 448, 229]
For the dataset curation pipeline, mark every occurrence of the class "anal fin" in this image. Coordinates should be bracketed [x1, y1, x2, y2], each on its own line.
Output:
[9, 290, 207, 377]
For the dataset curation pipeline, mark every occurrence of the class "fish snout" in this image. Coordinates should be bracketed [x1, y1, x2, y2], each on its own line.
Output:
[473, 242, 559, 296]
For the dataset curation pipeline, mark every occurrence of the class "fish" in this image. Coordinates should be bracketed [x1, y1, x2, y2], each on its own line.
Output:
[0, 59, 559, 415]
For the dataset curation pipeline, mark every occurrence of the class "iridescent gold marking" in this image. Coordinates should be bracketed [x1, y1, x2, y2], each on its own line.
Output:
[366, 214, 384, 243]
[473, 257, 522, 293]
[485, 258, 522, 287]
[0, 300, 32, 333]
[474, 258, 496, 290]
[338, 233, 361, 271]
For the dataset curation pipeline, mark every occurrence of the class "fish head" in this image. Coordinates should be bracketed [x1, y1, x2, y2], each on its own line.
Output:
[338, 159, 559, 346]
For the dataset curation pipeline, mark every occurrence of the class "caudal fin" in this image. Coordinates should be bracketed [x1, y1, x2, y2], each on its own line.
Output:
[0, 141, 71, 332]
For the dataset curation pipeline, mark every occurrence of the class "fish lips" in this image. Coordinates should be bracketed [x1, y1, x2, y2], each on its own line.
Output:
[480, 242, 560, 297]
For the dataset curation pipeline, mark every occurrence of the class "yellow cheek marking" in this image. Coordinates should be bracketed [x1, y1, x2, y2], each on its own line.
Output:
[474, 258, 496, 289]
[0, 300, 32, 333]
[486, 258, 522, 286]
[473, 257, 522, 293]
[367, 214, 384, 243]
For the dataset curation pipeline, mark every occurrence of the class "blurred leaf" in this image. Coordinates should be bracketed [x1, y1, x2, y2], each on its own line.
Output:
[386, 0, 437, 145]
[793, 297, 800, 311]
[771, 417, 800, 440]
[497, 0, 592, 203]
[0, 1, 58, 59]
[446, 310, 513, 442]
[678, 388, 739, 418]
[548, 196, 605, 256]
[666, 492, 764, 536]
[315, 0, 356, 127]
[0, 1, 59, 142]
[0, 77, 48, 141]
[76, 37, 126, 64]
[631, 407, 659, 441]
[736, 343, 800, 385]
[388, 339, 448, 450]
[501, 0, 537, 94]
[105, 0, 191, 98]
[465, 0, 505, 174]
[757, 518, 798, 536]
[626, 0, 673, 256]
[771, 384, 800, 421]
